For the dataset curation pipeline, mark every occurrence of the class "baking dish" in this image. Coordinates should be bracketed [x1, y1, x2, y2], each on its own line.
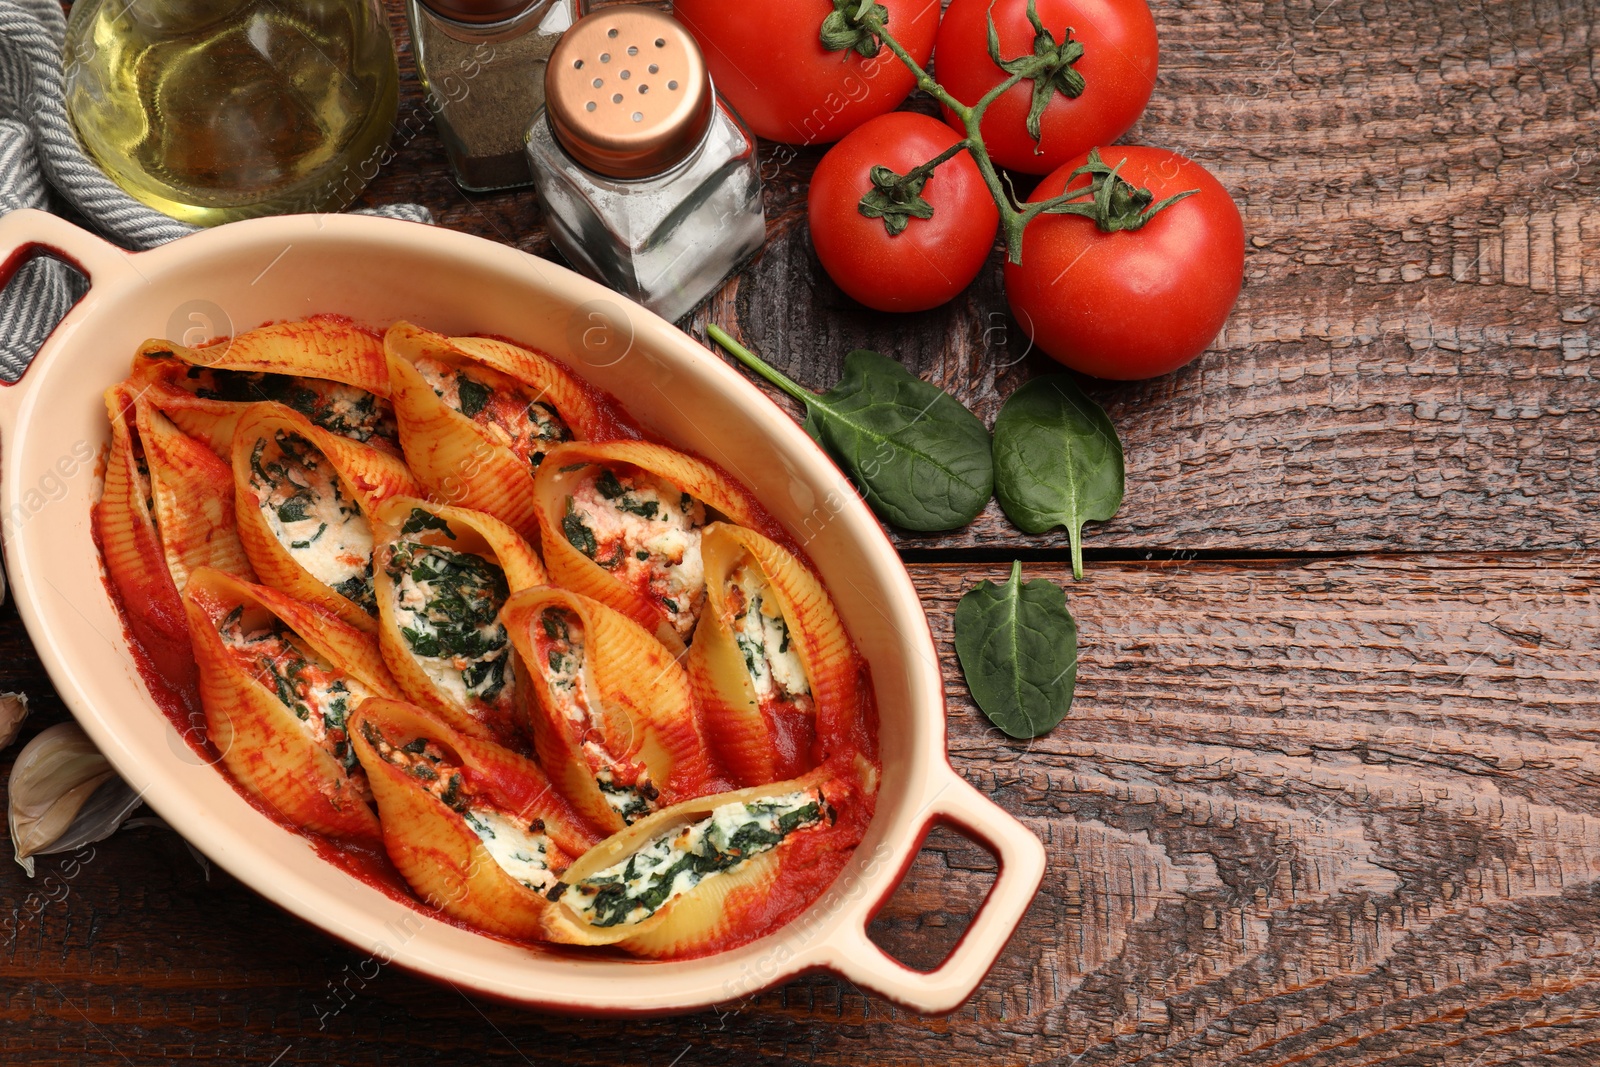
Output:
[0, 207, 1044, 1015]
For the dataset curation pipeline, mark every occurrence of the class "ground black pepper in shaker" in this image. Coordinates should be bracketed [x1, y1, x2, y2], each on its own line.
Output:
[408, 0, 580, 191]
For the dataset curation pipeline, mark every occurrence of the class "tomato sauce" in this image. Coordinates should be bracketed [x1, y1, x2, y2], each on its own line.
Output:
[98, 320, 882, 959]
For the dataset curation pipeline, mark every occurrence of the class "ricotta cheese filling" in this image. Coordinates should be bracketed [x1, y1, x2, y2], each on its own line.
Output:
[218, 606, 372, 776]
[385, 530, 513, 713]
[554, 788, 829, 928]
[727, 563, 812, 711]
[413, 356, 570, 471]
[249, 430, 376, 613]
[361, 724, 560, 892]
[560, 467, 709, 638]
[461, 807, 556, 892]
[537, 608, 658, 823]
[186, 365, 397, 446]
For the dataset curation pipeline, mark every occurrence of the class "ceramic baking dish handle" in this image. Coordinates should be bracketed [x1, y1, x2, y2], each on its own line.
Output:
[823, 767, 1045, 1015]
[0, 210, 140, 421]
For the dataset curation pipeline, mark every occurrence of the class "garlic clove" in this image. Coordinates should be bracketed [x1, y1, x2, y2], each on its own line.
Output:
[0, 692, 28, 751]
[8, 723, 143, 876]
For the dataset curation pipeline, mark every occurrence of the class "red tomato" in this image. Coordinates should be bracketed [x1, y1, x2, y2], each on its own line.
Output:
[935, 0, 1158, 175]
[809, 113, 1000, 313]
[674, 0, 938, 146]
[1004, 147, 1244, 379]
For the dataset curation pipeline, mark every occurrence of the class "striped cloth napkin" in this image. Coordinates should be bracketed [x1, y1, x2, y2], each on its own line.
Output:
[0, 0, 431, 379]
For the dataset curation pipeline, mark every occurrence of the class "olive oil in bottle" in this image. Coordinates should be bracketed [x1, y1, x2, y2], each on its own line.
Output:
[64, 0, 400, 225]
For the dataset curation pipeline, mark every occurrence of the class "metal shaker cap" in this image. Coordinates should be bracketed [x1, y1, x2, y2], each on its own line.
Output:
[544, 6, 714, 179]
[418, 0, 539, 26]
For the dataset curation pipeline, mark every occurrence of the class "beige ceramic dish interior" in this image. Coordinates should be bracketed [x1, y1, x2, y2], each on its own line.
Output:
[0, 208, 1045, 1016]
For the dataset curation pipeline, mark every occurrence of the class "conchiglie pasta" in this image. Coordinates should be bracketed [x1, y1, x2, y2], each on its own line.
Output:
[532, 441, 764, 655]
[384, 322, 609, 540]
[141, 400, 255, 591]
[97, 384, 253, 693]
[232, 402, 423, 632]
[183, 567, 403, 844]
[501, 587, 715, 837]
[130, 317, 398, 456]
[443, 333, 616, 441]
[371, 497, 544, 747]
[540, 769, 854, 958]
[98, 315, 882, 962]
[349, 697, 597, 940]
[132, 315, 387, 388]
[688, 523, 863, 787]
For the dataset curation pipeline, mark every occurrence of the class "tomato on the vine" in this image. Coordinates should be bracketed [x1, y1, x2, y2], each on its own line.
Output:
[674, 0, 938, 146]
[934, 0, 1158, 175]
[1005, 147, 1244, 380]
[809, 112, 1000, 313]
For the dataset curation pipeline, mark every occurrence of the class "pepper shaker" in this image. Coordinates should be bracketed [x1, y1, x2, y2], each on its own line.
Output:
[407, 0, 581, 191]
[526, 6, 765, 322]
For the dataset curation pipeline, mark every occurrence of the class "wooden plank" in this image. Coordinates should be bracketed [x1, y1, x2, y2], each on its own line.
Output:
[362, 0, 1600, 557]
[4, 551, 1598, 1064]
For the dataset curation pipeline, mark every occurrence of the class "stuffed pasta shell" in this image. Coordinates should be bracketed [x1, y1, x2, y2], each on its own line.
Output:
[233, 402, 423, 632]
[687, 524, 863, 787]
[384, 322, 613, 539]
[183, 567, 403, 843]
[130, 317, 397, 456]
[532, 441, 763, 655]
[349, 697, 598, 940]
[372, 498, 544, 746]
[540, 768, 864, 958]
[98, 384, 253, 693]
[501, 587, 714, 837]
[96, 314, 886, 964]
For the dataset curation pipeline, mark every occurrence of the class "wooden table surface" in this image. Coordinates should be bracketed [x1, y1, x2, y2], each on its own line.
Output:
[4, 0, 1598, 1063]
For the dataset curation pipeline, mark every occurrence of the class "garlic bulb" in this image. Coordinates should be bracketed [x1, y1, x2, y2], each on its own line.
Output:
[0, 692, 28, 750]
[8, 723, 142, 876]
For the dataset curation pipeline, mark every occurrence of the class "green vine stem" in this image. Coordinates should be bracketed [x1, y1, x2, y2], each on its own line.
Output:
[824, 0, 1195, 264]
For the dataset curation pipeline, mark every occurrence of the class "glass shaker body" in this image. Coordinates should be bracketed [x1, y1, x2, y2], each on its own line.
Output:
[525, 5, 764, 323]
[527, 99, 764, 323]
[407, 0, 579, 192]
[64, 0, 399, 225]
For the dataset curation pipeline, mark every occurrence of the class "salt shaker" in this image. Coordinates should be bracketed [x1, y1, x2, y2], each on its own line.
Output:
[407, 0, 581, 191]
[526, 6, 765, 322]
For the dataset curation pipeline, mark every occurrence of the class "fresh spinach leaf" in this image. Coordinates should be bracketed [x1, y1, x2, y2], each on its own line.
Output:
[954, 561, 1078, 739]
[992, 375, 1124, 580]
[708, 325, 992, 532]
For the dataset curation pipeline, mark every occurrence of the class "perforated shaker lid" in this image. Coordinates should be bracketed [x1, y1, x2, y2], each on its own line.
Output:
[544, 6, 714, 179]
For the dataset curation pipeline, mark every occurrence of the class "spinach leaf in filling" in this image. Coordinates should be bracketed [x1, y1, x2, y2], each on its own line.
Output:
[388, 542, 512, 703]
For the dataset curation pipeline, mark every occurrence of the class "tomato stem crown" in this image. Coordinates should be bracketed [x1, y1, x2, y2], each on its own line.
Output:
[856, 141, 969, 236]
[989, 0, 1087, 145]
[819, 0, 891, 58]
[1032, 149, 1198, 232]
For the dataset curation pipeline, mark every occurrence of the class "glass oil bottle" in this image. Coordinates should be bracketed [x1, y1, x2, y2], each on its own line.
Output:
[64, 0, 400, 225]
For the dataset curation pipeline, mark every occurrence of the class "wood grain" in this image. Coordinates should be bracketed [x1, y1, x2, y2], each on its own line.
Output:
[363, 0, 1600, 557]
[4, 0, 1596, 1063]
[4, 552, 1598, 1065]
